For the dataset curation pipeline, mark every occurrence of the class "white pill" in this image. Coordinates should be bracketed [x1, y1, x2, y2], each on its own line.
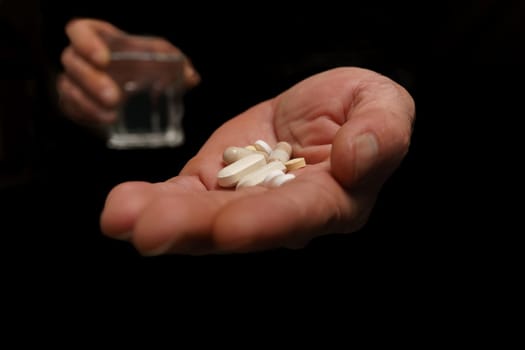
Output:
[262, 169, 286, 185]
[223, 146, 257, 164]
[269, 141, 292, 163]
[217, 153, 266, 188]
[268, 173, 296, 188]
[254, 139, 272, 155]
[236, 161, 286, 189]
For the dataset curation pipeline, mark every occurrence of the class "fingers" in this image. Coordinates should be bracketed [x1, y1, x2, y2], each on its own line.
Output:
[59, 19, 123, 124]
[100, 177, 267, 255]
[100, 170, 366, 256]
[331, 74, 415, 188]
[100, 181, 161, 240]
[61, 46, 120, 108]
[132, 187, 267, 255]
[65, 18, 124, 67]
[57, 73, 117, 124]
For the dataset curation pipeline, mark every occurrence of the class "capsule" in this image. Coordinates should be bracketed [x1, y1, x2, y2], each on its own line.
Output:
[223, 146, 257, 164]
[269, 141, 292, 163]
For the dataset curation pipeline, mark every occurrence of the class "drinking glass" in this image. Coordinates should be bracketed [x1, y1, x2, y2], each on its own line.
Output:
[104, 34, 187, 149]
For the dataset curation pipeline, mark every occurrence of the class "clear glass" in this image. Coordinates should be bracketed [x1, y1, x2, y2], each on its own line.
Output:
[104, 34, 187, 149]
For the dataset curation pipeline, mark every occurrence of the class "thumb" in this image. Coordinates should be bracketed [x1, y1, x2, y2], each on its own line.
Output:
[331, 78, 415, 189]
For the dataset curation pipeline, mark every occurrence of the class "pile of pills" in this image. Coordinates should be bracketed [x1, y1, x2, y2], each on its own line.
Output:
[217, 139, 306, 190]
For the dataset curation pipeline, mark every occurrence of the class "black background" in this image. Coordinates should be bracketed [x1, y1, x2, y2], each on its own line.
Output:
[0, 0, 522, 291]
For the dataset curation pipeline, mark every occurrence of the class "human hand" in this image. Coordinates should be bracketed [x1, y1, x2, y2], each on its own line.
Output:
[56, 18, 200, 126]
[100, 67, 415, 255]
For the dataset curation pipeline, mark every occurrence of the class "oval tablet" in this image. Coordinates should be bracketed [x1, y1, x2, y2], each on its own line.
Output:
[217, 153, 266, 187]
[236, 161, 287, 189]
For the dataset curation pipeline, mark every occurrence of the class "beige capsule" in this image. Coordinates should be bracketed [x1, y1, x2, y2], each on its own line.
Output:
[223, 146, 258, 164]
[269, 141, 292, 163]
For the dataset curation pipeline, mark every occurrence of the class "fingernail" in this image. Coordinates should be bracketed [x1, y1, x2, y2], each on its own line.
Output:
[354, 132, 379, 179]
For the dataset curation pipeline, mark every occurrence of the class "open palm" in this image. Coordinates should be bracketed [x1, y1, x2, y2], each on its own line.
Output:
[100, 67, 415, 255]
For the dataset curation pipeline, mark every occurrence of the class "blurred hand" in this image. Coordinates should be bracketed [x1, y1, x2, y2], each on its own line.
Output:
[100, 67, 415, 255]
[56, 18, 200, 125]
